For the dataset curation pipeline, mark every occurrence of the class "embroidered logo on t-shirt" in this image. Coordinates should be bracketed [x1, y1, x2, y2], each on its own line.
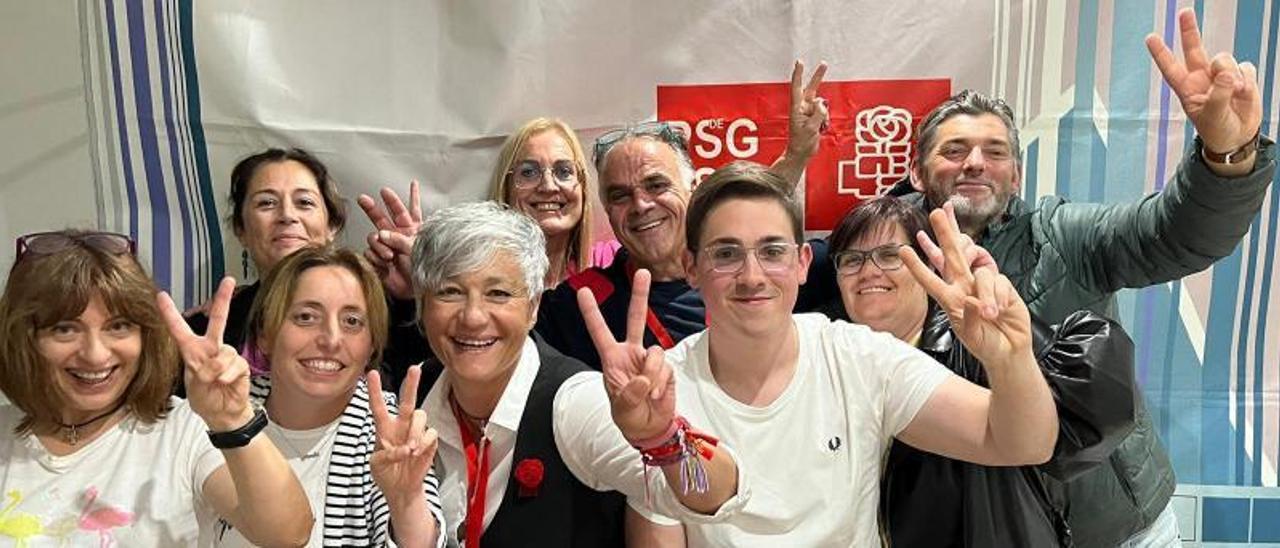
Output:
[827, 436, 843, 452]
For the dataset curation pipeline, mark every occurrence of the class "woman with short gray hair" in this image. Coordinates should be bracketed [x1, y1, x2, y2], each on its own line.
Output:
[395, 201, 746, 547]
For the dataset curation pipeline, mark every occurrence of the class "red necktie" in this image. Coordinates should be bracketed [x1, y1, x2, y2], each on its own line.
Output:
[452, 401, 490, 548]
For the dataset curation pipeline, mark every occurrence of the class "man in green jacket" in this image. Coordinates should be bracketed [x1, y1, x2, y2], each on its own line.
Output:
[890, 9, 1274, 547]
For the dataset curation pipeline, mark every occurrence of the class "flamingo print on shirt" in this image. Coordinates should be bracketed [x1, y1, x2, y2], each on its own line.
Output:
[0, 490, 42, 548]
[78, 487, 134, 548]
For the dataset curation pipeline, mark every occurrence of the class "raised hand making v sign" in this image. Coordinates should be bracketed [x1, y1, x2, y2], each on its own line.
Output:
[156, 276, 314, 545]
[1147, 8, 1262, 176]
[159, 277, 255, 432]
[576, 268, 739, 514]
[359, 180, 423, 300]
[367, 366, 442, 548]
[900, 206, 1032, 372]
[770, 60, 830, 187]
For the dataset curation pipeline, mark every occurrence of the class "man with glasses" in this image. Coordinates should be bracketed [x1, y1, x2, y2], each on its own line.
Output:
[850, 12, 1274, 547]
[535, 62, 829, 368]
[606, 161, 1059, 544]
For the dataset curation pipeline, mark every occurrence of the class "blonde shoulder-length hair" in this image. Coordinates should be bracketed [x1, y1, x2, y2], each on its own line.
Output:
[487, 117, 598, 271]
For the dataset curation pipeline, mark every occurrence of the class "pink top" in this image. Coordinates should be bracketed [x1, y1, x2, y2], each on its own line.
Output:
[568, 239, 621, 277]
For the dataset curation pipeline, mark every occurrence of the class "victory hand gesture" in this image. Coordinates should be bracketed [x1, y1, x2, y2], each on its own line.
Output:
[368, 367, 438, 504]
[901, 207, 1032, 369]
[1146, 8, 1261, 154]
[577, 269, 676, 443]
[360, 180, 423, 300]
[787, 60, 830, 161]
[158, 277, 254, 432]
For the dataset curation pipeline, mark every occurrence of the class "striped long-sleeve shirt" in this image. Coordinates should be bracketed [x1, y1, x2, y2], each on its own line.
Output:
[249, 376, 447, 547]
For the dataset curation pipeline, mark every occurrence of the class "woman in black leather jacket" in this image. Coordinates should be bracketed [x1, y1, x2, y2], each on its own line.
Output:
[826, 196, 1139, 547]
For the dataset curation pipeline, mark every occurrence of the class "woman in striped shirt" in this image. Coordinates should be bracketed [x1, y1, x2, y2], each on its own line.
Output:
[218, 245, 446, 547]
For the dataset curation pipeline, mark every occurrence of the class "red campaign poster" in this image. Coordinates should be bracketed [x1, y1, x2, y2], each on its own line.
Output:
[657, 79, 951, 231]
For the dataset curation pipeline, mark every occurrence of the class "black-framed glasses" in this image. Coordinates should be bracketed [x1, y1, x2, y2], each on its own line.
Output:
[508, 159, 580, 189]
[592, 121, 689, 170]
[833, 244, 907, 275]
[16, 231, 135, 263]
[701, 242, 800, 274]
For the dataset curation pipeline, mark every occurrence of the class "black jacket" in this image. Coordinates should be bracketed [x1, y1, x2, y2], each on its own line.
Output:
[880, 303, 1138, 547]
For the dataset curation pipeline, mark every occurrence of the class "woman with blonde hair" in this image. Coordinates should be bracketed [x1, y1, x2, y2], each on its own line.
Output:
[488, 117, 619, 285]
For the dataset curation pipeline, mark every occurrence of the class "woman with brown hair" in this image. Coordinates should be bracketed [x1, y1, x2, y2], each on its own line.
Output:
[188, 147, 347, 354]
[0, 230, 311, 546]
[224, 245, 445, 547]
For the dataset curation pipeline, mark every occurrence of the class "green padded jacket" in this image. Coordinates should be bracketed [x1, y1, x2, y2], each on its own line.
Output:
[894, 138, 1275, 546]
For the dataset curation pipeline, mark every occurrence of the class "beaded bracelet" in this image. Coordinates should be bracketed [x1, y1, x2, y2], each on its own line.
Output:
[633, 416, 720, 502]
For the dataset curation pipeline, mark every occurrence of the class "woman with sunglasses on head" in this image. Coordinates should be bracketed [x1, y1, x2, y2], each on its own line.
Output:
[217, 245, 444, 547]
[0, 230, 311, 546]
[488, 117, 620, 286]
[825, 198, 1139, 547]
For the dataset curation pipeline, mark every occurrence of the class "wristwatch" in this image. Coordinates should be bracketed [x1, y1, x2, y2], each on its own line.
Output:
[208, 407, 268, 449]
[1199, 132, 1261, 165]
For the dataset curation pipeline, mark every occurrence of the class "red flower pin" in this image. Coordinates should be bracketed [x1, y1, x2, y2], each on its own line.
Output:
[515, 458, 544, 497]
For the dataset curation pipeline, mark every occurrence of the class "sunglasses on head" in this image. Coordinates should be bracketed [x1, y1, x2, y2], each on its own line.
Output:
[592, 121, 689, 170]
[15, 231, 136, 263]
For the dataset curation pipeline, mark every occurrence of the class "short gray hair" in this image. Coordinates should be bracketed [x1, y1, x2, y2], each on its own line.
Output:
[597, 134, 697, 191]
[410, 202, 549, 301]
[915, 90, 1022, 168]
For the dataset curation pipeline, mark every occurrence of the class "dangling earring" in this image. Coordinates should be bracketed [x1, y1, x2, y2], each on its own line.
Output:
[241, 249, 250, 280]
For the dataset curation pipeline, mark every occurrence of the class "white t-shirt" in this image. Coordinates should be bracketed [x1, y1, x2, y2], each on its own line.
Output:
[209, 418, 339, 547]
[0, 397, 225, 547]
[653, 313, 953, 547]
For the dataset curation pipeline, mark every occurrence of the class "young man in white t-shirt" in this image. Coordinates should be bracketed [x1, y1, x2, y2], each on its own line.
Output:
[600, 161, 1060, 546]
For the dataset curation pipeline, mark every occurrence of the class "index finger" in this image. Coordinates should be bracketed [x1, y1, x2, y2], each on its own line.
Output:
[358, 194, 395, 231]
[204, 277, 236, 344]
[624, 269, 652, 345]
[366, 369, 393, 434]
[804, 61, 828, 100]
[577, 287, 619, 354]
[156, 290, 199, 347]
[380, 187, 414, 229]
[790, 60, 805, 105]
[915, 229, 945, 272]
[899, 246, 953, 304]
[1145, 34, 1187, 88]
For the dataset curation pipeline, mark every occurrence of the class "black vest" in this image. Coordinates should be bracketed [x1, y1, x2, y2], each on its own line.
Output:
[479, 342, 627, 548]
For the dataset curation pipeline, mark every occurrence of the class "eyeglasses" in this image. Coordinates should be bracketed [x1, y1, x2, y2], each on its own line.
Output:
[508, 159, 580, 189]
[833, 244, 907, 275]
[15, 231, 136, 263]
[592, 121, 689, 170]
[701, 242, 799, 274]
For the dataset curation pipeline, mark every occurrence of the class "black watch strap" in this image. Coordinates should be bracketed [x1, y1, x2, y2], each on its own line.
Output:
[208, 407, 268, 449]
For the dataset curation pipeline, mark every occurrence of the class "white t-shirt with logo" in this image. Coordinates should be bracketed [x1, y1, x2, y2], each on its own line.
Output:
[0, 397, 225, 547]
[207, 418, 338, 547]
[654, 313, 953, 547]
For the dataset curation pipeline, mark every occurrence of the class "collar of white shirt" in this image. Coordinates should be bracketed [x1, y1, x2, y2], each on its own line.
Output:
[423, 336, 541, 454]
